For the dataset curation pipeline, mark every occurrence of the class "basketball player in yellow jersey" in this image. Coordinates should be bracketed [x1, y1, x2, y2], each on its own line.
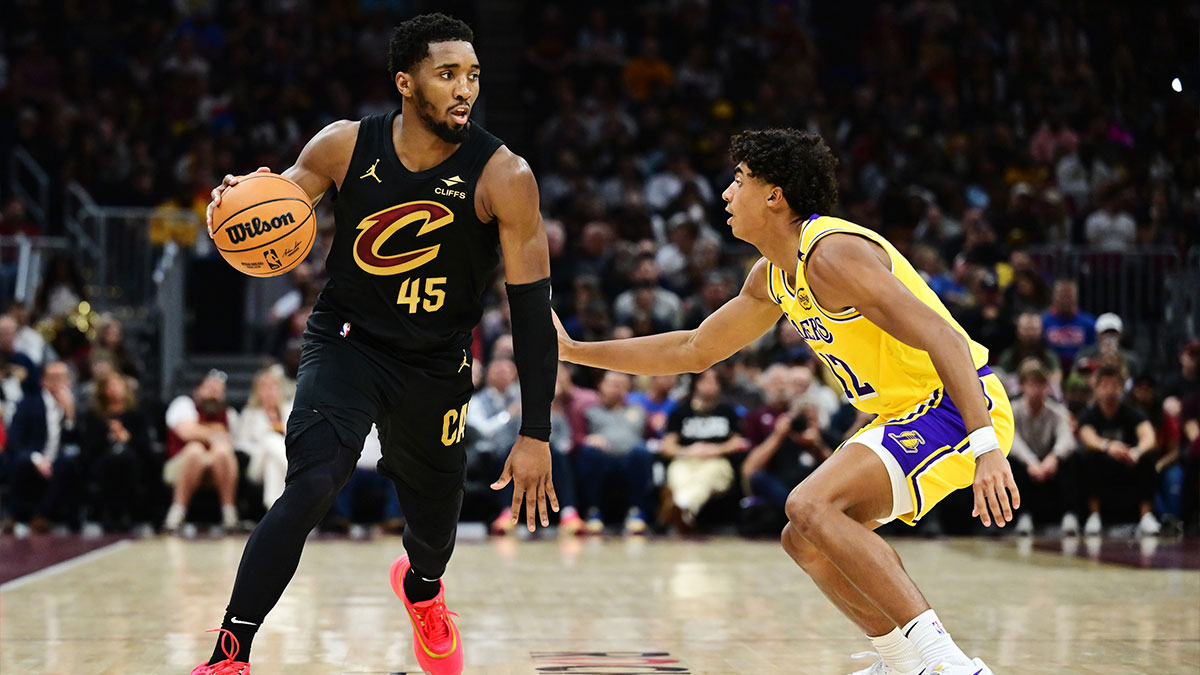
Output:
[555, 129, 1018, 675]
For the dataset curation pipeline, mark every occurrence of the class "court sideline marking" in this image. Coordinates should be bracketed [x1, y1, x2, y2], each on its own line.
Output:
[0, 540, 131, 593]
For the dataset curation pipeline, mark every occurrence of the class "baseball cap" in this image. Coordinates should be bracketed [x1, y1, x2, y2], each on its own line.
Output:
[1095, 312, 1123, 335]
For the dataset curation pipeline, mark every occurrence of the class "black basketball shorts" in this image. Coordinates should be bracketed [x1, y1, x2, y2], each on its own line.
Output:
[285, 319, 475, 500]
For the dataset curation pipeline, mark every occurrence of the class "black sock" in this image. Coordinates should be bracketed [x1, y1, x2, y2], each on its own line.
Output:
[403, 566, 441, 603]
[209, 611, 258, 665]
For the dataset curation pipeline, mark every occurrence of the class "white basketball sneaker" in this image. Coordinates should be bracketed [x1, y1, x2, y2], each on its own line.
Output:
[930, 657, 994, 674]
[848, 652, 924, 675]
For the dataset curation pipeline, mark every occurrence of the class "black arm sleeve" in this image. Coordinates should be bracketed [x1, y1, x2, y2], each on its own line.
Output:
[506, 278, 557, 442]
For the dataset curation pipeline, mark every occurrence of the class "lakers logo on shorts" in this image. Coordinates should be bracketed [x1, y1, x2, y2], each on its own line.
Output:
[888, 430, 926, 453]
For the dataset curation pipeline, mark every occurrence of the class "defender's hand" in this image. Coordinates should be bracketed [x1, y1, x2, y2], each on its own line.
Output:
[491, 436, 559, 532]
[206, 167, 270, 236]
[551, 310, 574, 361]
[971, 451, 1020, 527]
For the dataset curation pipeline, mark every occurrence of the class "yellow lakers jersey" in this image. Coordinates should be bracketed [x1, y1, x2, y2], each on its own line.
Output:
[766, 215, 989, 417]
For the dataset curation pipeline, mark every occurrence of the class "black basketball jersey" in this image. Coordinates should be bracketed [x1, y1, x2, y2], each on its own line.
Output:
[311, 110, 504, 351]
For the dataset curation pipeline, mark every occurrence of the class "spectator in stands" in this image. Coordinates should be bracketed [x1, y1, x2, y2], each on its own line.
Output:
[613, 253, 683, 331]
[556, 363, 600, 450]
[235, 365, 290, 509]
[76, 351, 116, 415]
[622, 36, 673, 102]
[742, 404, 831, 517]
[998, 312, 1063, 393]
[1007, 360, 1079, 535]
[93, 315, 143, 381]
[467, 359, 521, 533]
[0, 199, 41, 304]
[328, 425, 404, 535]
[7, 301, 53, 366]
[1085, 185, 1137, 250]
[1161, 340, 1199, 403]
[472, 359, 580, 535]
[82, 370, 151, 532]
[576, 370, 654, 534]
[548, 374, 583, 535]
[742, 364, 804, 471]
[162, 370, 240, 532]
[0, 314, 37, 426]
[1042, 279, 1096, 371]
[954, 270, 1015, 360]
[1074, 312, 1141, 378]
[1076, 366, 1161, 537]
[5, 360, 81, 535]
[660, 368, 746, 531]
[35, 255, 86, 321]
[626, 373, 678, 442]
[790, 364, 841, 429]
[681, 270, 736, 330]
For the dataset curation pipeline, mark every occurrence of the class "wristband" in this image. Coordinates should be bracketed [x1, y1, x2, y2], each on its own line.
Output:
[968, 426, 1000, 460]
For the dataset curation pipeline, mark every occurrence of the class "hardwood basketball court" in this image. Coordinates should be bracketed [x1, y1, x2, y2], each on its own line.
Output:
[2, 534, 1197, 674]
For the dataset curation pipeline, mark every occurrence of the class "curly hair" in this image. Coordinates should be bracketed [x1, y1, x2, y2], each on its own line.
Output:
[388, 13, 474, 78]
[729, 129, 839, 217]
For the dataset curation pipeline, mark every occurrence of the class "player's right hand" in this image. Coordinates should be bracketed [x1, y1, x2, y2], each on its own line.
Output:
[206, 166, 270, 237]
[971, 451, 1020, 528]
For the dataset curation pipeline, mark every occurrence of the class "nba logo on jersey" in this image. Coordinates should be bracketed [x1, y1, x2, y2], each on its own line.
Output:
[340, 322, 351, 338]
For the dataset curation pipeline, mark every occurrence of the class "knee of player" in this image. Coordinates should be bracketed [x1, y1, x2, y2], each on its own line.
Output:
[783, 489, 827, 536]
[780, 522, 822, 568]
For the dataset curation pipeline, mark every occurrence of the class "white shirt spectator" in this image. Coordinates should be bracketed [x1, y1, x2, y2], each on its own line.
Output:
[41, 389, 68, 462]
[1085, 207, 1136, 249]
[794, 380, 841, 429]
[166, 395, 239, 434]
[15, 325, 52, 366]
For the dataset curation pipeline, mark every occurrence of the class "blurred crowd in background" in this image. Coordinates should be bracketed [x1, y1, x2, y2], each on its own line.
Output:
[1, 0, 1198, 540]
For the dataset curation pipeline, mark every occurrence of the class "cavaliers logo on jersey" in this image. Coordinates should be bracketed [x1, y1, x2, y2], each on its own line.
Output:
[353, 201, 454, 276]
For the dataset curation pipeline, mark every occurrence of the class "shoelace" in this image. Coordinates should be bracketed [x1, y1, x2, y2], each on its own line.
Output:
[850, 651, 887, 674]
[204, 628, 247, 674]
[414, 599, 459, 644]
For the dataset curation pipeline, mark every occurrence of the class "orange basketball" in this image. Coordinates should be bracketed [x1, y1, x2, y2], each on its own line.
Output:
[211, 172, 315, 278]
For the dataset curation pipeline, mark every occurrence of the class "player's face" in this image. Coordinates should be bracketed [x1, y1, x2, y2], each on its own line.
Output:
[407, 40, 480, 144]
[721, 163, 769, 243]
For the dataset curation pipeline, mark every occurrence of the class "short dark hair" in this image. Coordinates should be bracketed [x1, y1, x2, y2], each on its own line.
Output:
[1095, 365, 1124, 384]
[388, 13, 474, 78]
[730, 129, 839, 217]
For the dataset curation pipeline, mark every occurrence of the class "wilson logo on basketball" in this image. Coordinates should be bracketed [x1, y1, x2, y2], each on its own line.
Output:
[226, 213, 297, 245]
[353, 201, 454, 275]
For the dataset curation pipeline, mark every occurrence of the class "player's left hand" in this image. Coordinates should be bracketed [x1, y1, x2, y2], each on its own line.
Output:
[971, 451, 1020, 528]
[491, 436, 559, 532]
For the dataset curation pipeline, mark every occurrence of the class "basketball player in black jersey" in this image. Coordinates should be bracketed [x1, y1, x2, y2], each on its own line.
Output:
[193, 15, 557, 675]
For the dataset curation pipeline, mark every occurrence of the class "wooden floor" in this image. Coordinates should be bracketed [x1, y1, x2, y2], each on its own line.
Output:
[2, 534, 1198, 674]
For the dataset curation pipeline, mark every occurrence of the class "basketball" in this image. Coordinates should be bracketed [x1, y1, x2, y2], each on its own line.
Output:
[211, 172, 315, 278]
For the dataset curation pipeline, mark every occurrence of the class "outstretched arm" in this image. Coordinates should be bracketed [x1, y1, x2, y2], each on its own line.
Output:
[557, 258, 782, 375]
[806, 233, 1019, 527]
[483, 147, 559, 532]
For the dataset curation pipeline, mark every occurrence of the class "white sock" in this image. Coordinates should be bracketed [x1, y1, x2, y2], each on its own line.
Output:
[903, 609, 971, 668]
[222, 505, 239, 526]
[868, 627, 923, 672]
[164, 503, 186, 528]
